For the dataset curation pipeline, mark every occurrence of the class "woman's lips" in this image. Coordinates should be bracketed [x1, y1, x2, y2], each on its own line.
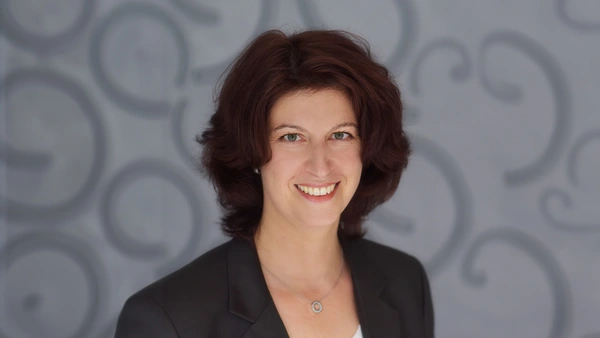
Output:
[295, 182, 340, 201]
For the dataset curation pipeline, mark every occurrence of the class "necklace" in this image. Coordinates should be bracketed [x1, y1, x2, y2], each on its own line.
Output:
[260, 260, 345, 314]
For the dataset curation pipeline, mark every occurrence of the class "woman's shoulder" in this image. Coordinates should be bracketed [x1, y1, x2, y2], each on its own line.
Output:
[348, 237, 427, 281]
[125, 239, 236, 309]
[115, 239, 248, 337]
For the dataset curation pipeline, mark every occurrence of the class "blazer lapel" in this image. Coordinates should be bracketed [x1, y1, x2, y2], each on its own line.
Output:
[240, 301, 288, 338]
[227, 237, 403, 338]
[342, 238, 404, 338]
[227, 238, 289, 337]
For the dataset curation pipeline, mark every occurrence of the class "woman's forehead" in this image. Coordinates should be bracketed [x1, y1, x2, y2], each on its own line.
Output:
[269, 89, 356, 127]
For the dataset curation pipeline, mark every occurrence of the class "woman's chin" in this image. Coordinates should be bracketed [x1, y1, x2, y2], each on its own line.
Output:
[294, 215, 341, 230]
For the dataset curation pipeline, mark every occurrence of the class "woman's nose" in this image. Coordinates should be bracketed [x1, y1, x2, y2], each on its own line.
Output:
[306, 143, 333, 178]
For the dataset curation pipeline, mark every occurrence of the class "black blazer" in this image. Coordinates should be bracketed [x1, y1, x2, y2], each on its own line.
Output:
[115, 237, 434, 337]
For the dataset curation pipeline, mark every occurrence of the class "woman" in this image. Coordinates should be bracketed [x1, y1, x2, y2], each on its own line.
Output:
[115, 29, 434, 338]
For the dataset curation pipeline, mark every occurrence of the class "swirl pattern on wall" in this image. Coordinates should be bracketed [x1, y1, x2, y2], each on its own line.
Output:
[556, 0, 600, 31]
[461, 228, 573, 338]
[409, 38, 472, 96]
[100, 158, 207, 276]
[0, 0, 95, 54]
[90, 2, 189, 117]
[407, 37, 472, 121]
[539, 129, 600, 233]
[295, 0, 418, 72]
[0, 68, 106, 223]
[169, 0, 220, 24]
[479, 31, 571, 187]
[566, 129, 600, 187]
[539, 188, 600, 233]
[191, 0, 277, 83]
[369, 133, 472, 277]
[0, 233, 105, 338]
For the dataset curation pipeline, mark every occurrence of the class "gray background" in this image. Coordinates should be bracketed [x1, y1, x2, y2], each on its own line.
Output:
[1, 0, 599, 337]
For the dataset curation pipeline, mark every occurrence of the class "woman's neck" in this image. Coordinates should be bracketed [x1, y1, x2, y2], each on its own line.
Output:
[254, 218, 345, 288]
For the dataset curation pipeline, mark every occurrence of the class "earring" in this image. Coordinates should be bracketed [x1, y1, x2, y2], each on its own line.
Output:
[254, 168, 260, 174]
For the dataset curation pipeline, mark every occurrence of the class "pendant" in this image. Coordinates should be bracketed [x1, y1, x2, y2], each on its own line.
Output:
[311, 301, 323, 313]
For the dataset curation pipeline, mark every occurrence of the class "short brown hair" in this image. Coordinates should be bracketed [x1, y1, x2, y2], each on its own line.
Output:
[197, 29, 411, 240]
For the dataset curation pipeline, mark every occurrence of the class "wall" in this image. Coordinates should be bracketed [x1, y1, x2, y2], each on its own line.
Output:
[1, 0, 599, 337]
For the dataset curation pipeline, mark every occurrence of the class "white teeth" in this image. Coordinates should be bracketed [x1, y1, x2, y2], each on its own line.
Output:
[297, 183, 337, 196]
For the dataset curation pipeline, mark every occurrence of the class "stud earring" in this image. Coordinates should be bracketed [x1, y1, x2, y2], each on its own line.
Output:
[254, 168, 260, 174]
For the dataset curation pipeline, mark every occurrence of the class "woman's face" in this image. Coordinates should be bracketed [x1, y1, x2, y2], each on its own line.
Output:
[259, 89, 362, 230]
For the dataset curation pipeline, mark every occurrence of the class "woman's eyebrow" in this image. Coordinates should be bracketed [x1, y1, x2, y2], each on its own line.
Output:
[328, 122, 358, 133]
[272, 124, 308, 132]
[272, 122, 358, 133]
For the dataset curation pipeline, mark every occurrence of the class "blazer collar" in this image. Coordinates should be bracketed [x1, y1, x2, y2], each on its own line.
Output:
[227, 237, 403, 338]
[341, 238, 404, 338]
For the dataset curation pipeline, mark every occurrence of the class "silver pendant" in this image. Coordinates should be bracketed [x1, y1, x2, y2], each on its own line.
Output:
[311, 301, 323, 313]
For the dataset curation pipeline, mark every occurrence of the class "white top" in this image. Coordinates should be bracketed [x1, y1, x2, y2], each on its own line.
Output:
[352, 325, 363, 338]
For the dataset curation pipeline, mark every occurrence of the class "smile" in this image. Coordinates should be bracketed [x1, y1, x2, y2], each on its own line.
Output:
[295, 182, 339, 196]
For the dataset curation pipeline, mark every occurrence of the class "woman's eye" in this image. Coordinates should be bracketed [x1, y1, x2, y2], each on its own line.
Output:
[332, 132, 351, 140]
[282, 134, 299, 142]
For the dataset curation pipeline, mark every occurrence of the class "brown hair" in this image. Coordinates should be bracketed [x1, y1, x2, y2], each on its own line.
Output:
[197, 29, 411, 240]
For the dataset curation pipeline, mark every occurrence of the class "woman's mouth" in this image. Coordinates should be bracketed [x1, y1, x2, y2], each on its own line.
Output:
[294, 182, 340, 200]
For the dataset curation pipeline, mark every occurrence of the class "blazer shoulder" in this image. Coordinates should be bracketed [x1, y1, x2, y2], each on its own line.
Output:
[116, 239, 238, 337]
[127, 239, 234, 309]
[357, 238, 426, 281]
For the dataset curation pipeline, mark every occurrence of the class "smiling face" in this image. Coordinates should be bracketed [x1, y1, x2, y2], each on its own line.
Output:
[259, 89, 363, 231]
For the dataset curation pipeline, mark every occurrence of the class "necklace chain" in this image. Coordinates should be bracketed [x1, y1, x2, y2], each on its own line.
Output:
[260, 259, 345, 313]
